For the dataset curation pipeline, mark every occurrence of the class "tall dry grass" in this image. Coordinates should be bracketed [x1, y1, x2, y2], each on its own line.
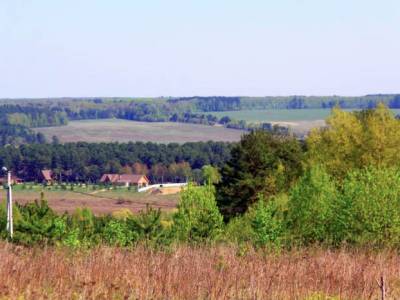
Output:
[0, 243, 399, 299]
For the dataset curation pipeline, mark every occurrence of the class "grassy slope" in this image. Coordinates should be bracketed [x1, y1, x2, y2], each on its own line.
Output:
[0, 244, 397, 299]
[34, 119, 245, 143]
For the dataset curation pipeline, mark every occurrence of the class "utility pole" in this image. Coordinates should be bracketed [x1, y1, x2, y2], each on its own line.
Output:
[3, 167, 13, 239]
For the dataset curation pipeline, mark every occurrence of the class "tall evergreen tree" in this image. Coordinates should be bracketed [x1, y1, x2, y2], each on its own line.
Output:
[216, 130, 303, 220]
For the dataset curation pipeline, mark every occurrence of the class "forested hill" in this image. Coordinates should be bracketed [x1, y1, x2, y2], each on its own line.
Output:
[170, 94, 400, 110]
[3, 95, 400, 127]
[0, 95, 399, 146]
[3, 94, 400, 110]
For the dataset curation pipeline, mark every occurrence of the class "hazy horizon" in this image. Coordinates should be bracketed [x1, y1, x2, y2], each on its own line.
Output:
[1, 94, 400, 101]
[1, 0, 399, 98]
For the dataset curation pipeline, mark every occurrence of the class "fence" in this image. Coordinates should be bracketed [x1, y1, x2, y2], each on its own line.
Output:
[138, 182, 188, 193]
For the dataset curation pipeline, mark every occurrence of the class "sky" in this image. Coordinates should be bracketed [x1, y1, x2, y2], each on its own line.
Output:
[0, 0, 399, 98]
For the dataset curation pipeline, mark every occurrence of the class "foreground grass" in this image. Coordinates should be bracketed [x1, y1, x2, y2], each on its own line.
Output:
[0, 243, 398, 299]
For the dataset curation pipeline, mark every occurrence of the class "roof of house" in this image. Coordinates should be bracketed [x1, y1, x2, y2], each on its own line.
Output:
[100, 174, 149, 184]
[0, 175, 23, 183]
[41, 169, 53, 181]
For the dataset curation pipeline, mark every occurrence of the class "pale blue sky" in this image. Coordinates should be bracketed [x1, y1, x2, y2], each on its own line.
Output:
[0, 0, 399, 98]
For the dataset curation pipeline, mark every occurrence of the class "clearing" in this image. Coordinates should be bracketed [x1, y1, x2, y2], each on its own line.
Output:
[0, 186, 180, 215]
[34, 119, 245, 143]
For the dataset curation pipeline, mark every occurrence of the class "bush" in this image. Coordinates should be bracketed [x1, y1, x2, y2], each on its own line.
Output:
[112, 208, 134, 220]
[173, 184, 224, 243]
[251, 196, 283, 248]
[102, 219, 137, 247]
[126, 206, 170, 245]
[12, 199, 63, 245]
[223, 214, 254, 245]
[341, 167, 400, 247]
[285, 166, 339, 246]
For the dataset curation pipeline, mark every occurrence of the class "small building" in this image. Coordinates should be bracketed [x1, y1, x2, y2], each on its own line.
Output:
[39, 169, 54, 184]
[99, 174, 150, 187]
[0, 175, 23, 186]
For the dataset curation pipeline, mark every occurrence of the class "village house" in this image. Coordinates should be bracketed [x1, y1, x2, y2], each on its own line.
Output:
[39, 169, 54, 184]
[99, 174, 150, 188]
[0, 175, 23, 186]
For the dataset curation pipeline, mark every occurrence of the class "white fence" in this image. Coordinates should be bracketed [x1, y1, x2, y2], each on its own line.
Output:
[137, 182, 188, 193]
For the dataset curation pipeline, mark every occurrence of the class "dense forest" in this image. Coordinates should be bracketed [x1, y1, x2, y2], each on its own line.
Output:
[0, 141, 234, 183]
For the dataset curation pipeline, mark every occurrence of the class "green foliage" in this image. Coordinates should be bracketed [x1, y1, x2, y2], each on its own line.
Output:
[10, 199, 65, 245]
[341, 167, 400, 247]
[223, 214, 254, 245]
[285, 166, 339, 246]
[307, 104, 400, 179]
[217, 129, 303, 219]
[126, 205, 166, 245]
[201, 165, 221, 185]
[173, 184, 224, 243]
[102, 219, 136, 247]
[6, 103, 400, 251]
[251, 196, 283, 248]
[0, 140, 233, 182]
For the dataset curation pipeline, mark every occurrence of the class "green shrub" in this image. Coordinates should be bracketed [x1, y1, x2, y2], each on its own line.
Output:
[62, 228, 80, 248]
[341, 167, 400, 247]
[12, 199, 61, 245]
[126, 206, 167, 246]
[223, 214, 254, 245]
[173, 183, 224, 243]
[103, 219, 137, 247]
[285, 166, 339, 246]
[251, 196, 283, 248]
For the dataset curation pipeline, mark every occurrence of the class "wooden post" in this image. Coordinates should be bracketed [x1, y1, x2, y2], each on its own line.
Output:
[377, 275, 385, 300]
[6, 170, 13, 239]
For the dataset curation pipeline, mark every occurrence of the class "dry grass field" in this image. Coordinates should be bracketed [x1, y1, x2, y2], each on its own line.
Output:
[0, 244, 398, 299]
[34, 119, 245, 143]
[0, 188, 179, 215]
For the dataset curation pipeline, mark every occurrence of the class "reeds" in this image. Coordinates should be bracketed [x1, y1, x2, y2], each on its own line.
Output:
[0, 243, 398, 299]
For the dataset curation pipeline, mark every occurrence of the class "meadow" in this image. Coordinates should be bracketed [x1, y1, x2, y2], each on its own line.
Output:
[0, 244, 396, 299]
[0, 184, 179, 215]
[34, 119, 245, 143]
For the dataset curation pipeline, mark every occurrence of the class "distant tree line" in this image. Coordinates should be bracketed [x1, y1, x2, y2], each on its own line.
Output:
[1, 95, 400, 145]
[0, 141, 234, 183]
[0, 104, 68, 127]
[170, 94, 400, 110]
[0, 104, 69, 146]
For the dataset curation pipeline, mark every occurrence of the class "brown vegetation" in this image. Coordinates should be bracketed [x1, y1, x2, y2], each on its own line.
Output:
[0, 243, 398, 299]
[0, 189, 179, 215]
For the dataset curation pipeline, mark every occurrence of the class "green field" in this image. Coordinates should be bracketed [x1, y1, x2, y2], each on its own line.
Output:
[210, 109, 400, 123]
[34, 119, 245, 143]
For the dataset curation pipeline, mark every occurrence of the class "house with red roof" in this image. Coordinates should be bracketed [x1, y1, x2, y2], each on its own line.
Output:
[39, 169, 54, 184]
[99, 174, 150, 188]
[0, 175, 23, 185]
